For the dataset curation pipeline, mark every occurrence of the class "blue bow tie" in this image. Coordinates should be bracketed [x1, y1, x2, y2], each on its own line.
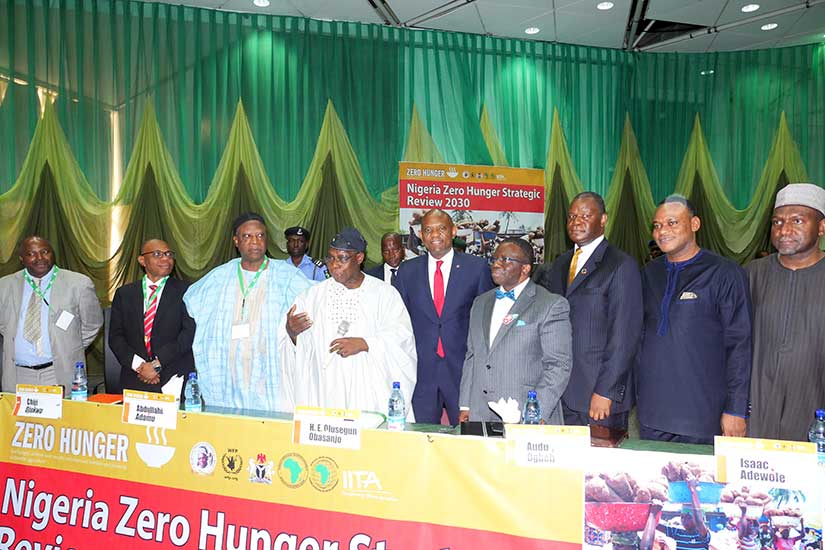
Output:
[495, 289, 515, 300]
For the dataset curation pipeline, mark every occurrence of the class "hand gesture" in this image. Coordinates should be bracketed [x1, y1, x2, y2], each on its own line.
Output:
[286, 305, 312, 343]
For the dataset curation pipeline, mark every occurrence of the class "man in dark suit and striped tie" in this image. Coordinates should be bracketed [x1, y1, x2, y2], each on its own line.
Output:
[109, 239, 195, 399]
[365, 232, 404, 287]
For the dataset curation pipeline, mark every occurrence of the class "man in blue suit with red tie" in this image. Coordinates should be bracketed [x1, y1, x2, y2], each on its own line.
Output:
[396, 209, 494, 425]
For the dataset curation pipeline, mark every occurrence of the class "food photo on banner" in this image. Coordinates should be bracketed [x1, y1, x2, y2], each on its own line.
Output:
[398, 162, 545, 262]
[583, 447, 822, 550]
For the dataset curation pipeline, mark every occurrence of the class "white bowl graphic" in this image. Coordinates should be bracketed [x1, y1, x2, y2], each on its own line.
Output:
[136, 442, 175, 468]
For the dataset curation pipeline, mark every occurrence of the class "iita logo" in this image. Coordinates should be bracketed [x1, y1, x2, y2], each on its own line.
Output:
[309, 457, 339, 492]
[277, 453, 308, 488]
[342, 470, 383, 492]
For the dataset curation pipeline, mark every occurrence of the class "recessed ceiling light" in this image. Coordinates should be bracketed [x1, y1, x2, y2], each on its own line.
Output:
[253, 0, 270, 6]
[597, 1, 614, 10]
[761, 23, 778, 31]
[700, 70, 715, 76]
[741, 4, 760, 12]
[525, 27, 540, 35]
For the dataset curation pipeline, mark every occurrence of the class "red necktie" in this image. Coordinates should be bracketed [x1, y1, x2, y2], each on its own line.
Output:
[144, 284, 158, 356]
[433, 260, 445, 358]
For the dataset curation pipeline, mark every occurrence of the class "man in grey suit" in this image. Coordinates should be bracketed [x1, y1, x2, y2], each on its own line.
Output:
[0, 236, 103, 393]
[458, 238, 572, 425]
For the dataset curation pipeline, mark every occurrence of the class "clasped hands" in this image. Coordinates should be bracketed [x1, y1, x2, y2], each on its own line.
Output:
[137, 362, 159, 384]
[286, 305, 368, 357]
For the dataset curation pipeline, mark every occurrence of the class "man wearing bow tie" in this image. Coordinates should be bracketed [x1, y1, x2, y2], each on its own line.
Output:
[458, 238, 572, 424]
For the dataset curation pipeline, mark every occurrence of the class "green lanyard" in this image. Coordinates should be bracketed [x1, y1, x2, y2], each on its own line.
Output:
[23, 266, 59, 309]
[142, 275, 169, 311]
[237, 257, 269, 320]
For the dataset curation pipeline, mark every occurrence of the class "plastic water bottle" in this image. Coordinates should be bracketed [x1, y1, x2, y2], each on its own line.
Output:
[184, 372, 203, 412]
[387, 381, 406, 431]
[808, 409, 825, 464]
[70, 362, 87, 401]
[523, 390, 541, 425]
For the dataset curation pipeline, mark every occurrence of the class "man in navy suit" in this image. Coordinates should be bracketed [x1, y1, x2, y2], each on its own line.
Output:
[396, 209, 494, 424]
[365, 232, 404, 287]
[109, 239, 195, 400]
[535, 192, 642, 429]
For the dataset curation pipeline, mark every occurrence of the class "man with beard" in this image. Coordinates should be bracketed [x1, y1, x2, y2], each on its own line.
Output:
[280, 228, 416, 416]
[183, 213, 312, 411]
[458, 238, 571, 424]
[0, 235, 102, 393]
[747, 183, 825, 441]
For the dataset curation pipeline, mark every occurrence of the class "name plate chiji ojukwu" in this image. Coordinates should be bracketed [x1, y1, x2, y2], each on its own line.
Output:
[14, 384, 63, 420]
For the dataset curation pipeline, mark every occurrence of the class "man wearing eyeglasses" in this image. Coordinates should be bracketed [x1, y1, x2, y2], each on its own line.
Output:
[280, 228, 417, 415]
[109, 239, 195, 400]
[0, 235, 102, 394]
[183, 212, 312, 411]
[458, 238, 572, 424]
[534, 192, 642, 431]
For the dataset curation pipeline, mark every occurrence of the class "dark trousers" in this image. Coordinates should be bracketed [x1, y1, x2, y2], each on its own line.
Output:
[639, 423, 714, 445]
[563, 402, 629, 430]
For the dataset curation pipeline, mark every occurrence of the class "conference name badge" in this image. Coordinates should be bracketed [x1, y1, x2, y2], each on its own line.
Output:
[122, 389, 178, 430]
[505, 424, 590, 469]
[293, 406, 361, 450]
[231, 324, 250, 340]
[13, 384, 63, 419]
[55, 310, 74, 331]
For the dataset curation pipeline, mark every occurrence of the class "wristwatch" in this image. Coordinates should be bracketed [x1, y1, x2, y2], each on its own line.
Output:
[151, 359, 161, 374]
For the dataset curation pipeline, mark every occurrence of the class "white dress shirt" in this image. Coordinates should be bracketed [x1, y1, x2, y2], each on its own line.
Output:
[570, 234, 605, 279]
[427, 248, 454, 300]
[382, 263, 400, 284]
[488, 277, 530, 345]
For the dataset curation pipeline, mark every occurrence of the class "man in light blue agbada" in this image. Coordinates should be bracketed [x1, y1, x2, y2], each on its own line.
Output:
[183, 212, 313, 411]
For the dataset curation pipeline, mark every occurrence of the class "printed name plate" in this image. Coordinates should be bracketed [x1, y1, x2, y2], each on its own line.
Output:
[122, 389, 178, 430]
[505, 424, 591, 468]
[293, 406, 362, 450]
[13, 385, 63, 419]
[715, 435, 817, 489]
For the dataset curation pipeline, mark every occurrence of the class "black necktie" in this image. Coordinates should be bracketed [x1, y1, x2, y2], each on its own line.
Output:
[390, 268, 398, 286]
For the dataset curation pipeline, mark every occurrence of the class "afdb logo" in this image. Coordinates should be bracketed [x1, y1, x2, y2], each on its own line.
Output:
[277, 453, 308, 488]
[309, 457, 339, 492]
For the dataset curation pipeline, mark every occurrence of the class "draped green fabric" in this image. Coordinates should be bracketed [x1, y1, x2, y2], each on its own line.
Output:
[0, 0, 823, 295]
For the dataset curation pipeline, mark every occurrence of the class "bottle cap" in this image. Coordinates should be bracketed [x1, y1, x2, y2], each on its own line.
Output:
[527, 390, 537, 399]
[75, 361, 84, 368]
[392, 381, 400, 389]
[188, 372, 197, 380]
[816, 409, 825, 420]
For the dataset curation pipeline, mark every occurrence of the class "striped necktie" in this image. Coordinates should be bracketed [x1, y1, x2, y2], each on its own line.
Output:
[144, 284, 159, 356]
[23, 278, 43, 355]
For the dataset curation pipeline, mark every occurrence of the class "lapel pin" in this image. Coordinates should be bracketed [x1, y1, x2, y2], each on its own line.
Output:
[580, 268, 588, 276]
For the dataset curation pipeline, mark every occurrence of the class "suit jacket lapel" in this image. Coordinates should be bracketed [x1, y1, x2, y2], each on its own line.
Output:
[441, 252, 463, 315]
[567, 240, 608, 295]
[10, 271, 24, 334]
[417, 257, 439, 323]
[480, 291, 495, 351]
[489, 281, 536, 353]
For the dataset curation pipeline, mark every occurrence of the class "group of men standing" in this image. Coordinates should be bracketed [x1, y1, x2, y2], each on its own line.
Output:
[0, 182, 822, 445]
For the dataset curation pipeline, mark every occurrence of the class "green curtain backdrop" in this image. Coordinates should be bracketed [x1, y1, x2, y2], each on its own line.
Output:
[0, 0, 823, 294]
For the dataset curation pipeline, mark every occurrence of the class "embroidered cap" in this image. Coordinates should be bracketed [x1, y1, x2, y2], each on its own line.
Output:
[774, 183, 825, 217]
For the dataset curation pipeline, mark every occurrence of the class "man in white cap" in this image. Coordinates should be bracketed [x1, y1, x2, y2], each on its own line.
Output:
[748, 183, 825, 441]
[279, 228, 417, 417]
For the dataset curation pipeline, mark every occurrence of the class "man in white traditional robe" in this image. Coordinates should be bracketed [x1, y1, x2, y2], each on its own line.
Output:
[280, 228, 417, 419]
[183, 212, 313, 411]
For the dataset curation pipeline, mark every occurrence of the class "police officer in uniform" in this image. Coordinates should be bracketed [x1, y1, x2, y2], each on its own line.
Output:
[284, 226, 327, 281]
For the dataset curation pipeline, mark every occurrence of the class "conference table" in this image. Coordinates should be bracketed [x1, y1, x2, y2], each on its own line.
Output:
[1, 395, 814, 550]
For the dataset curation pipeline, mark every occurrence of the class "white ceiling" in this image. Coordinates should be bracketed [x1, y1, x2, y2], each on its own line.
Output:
[145, 0, 825, 52]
